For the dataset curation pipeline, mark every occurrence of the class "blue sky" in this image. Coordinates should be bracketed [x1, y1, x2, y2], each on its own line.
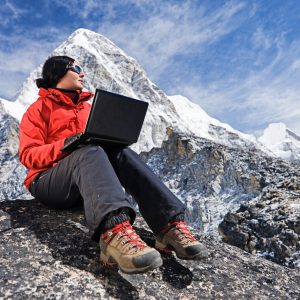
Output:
[1, 0, 300, 136]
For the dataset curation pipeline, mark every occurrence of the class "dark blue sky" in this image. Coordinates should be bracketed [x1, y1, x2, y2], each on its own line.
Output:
[1, 0, 300, 135]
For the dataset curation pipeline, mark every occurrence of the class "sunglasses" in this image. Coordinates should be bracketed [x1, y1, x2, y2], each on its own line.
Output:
[66, 65, 83, 74]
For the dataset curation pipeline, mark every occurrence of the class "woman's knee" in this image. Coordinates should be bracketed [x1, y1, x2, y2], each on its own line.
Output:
[104, 146, 132, 162]
[118, 147, 138, 161]
[70, 144, 106, 161]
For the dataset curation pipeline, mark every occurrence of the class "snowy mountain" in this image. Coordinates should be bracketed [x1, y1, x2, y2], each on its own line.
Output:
[167, 95, 272, 151]
[2, 28, 267, 154]
[0, 29, 278, 226]
[0, 97, 26, 122]
[258, 122, 300, 162]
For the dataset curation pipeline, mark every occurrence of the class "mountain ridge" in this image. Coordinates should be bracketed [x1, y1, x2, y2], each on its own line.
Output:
[2, 28, 269, 154]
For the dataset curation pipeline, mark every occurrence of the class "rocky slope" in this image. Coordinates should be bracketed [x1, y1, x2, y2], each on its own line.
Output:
[0, 102, 30, 200]
[1, 199, 299, 299]
[219, 178, 300, 269]
[139, 130, 300, 269]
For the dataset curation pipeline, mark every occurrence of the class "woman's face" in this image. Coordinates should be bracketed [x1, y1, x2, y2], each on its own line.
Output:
[56, 61, 84, 90]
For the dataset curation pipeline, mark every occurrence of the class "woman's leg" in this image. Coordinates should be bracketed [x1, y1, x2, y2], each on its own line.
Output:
[103, 146, 186, 235]
[103, 146, 208, 260]
[30, 144, 135, 241]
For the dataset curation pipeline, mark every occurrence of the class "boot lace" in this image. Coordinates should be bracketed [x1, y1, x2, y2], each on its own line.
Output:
[101, 221, 146, 251]
[168, 221, 197, 242]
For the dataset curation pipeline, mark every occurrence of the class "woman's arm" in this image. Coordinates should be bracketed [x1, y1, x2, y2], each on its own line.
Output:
[19, 102, 67, 169]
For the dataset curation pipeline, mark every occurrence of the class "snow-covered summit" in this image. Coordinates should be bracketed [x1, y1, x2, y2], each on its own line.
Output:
[168, 95, 271, 151]
[258, 122, 300, 161]
[1, 28, 267, 154]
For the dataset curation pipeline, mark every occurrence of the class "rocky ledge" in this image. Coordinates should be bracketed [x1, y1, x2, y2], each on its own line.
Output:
[219, 179, 300, 269]
[1, 200, 300, 299]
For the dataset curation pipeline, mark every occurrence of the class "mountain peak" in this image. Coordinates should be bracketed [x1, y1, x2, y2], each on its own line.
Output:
[4, 28, 267, 155]
[259, 122, 288, 145]
[67, 28, 111, 46]
[259, 122, 299, 145]
[62, 27, 128, 62]
[258, 122, 300, 161]
[167, 94, 265, 151]
[72, 28, 96, 36]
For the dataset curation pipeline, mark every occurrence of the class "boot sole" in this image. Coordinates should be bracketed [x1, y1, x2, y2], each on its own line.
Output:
[100, 251, 163, 274]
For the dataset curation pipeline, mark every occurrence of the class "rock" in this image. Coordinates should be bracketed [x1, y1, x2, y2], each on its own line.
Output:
[279, 229, 298, 247]
[0, 209, 11, 232]
[139, 130, 300, 240]
[0, 104, 31, 200]
[218, 218, 250, 249]
[270, 238, 293, 259]
[1, 200, 299, 299]
[219, 183, 300, 269]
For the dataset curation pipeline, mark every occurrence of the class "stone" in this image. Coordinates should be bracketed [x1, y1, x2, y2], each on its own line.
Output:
[0, 199, 299, 299]
[0, 209, 11, 232]
[219, 183, 300, 269]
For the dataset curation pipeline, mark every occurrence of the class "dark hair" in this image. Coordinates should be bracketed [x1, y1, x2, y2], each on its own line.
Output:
[36, 55, 75, 89]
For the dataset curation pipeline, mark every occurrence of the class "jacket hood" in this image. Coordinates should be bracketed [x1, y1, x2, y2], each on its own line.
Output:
[38, 88, 93, 107]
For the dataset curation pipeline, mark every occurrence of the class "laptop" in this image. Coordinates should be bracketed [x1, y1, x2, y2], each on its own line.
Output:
[61, 89, 149, 152]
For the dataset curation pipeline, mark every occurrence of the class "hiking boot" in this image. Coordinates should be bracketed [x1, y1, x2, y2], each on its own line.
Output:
[100, 221, 163, 274]
[155, 221, 208, 260]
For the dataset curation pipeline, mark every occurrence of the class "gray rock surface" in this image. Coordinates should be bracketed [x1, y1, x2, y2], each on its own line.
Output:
[1, 200, 299, 299]
[0, 102, 30, 200]
[219, 178, 300, 269]
[141, 130, 300, 232]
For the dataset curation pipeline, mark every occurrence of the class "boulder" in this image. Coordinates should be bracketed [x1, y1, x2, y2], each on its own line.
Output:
[219, 183, 300, 269]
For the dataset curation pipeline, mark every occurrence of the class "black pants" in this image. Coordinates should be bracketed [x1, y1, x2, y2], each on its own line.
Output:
[29, 144, 185, 241]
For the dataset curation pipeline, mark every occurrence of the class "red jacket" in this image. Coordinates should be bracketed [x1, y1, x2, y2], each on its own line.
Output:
[19, 88, 93, 190]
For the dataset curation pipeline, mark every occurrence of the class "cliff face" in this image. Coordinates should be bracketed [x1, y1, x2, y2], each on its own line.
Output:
[138, 131, 300, 269]
[0, 102, 30, 200]
[1, 199, 299, 299]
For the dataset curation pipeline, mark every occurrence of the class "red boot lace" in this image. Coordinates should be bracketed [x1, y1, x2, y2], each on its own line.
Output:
[101, 221, 146, 250]
[167, 221, 197, 242]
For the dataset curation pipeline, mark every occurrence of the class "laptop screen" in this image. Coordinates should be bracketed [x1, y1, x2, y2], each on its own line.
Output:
[85, 89, 149, 143]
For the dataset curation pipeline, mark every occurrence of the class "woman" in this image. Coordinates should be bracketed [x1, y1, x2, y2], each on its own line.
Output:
[19, 55, 208, 274]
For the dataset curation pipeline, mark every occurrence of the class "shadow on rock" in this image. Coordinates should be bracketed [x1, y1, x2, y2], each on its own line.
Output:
[1, 199, 194, 295]
[1, 199, 138, 299]
[135, 227, 194, 289]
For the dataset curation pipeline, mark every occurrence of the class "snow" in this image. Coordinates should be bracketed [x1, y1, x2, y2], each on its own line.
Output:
[259, 123, 288, 146]
[290, 203, 300, 209]
[258, 122, 300, 161]
[0, 97, 26, 121]
[168, 95, 263, 147]
[4, 28, 271, 155]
